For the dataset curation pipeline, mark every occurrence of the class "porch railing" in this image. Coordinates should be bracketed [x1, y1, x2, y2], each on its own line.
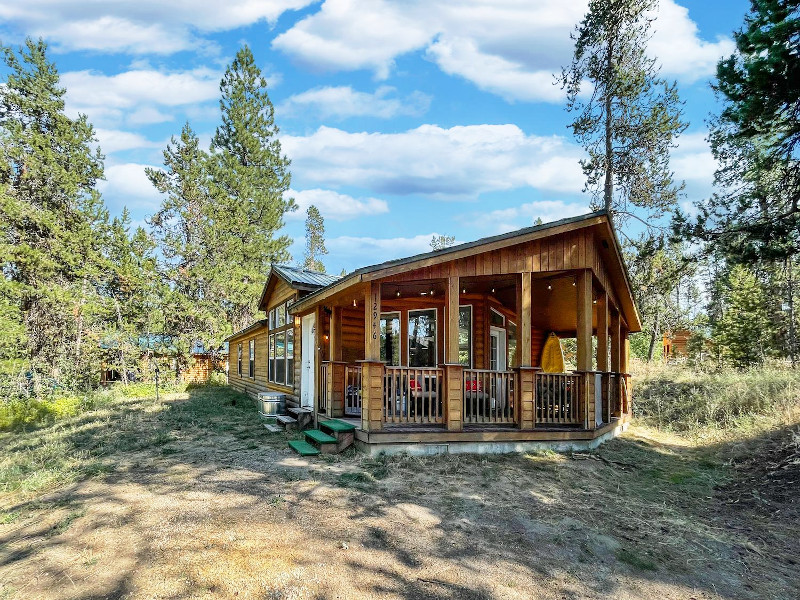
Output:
[463, 369, 516, 424]
[535, 372, 581, 425]
[620, 373, 631, 415]
[382, 367, 444, 424]
[345, 364, 362, 416]
[319, 361, 330, 414]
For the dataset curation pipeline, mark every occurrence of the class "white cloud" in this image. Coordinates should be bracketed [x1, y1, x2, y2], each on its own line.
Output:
[327, 233, 438, 265]
[478, 199, 589, 234]
[99, 163, 162, 211]
[274, 0, 733, 102]
[280, 85, 431, 119]
[426, 36, 564, 103]
[127, 106, 175, 125]
[0, 1, 315, 55]
[63, 68, 221, 111]
[650, 2, 735, 83]
[94, 128, 163, 154]
[670, 130, 717, 200]
[282, 124, 585, 198]
[62, 67, 221, 129]
[288, 189, 389, 221]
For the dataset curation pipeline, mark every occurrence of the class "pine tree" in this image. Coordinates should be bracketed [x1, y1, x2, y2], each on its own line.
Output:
[430, 235, 456, 251]
[560, 0, 687, 224]
[713, 264, 774, 366]
[303, 205, 327, 272]
[209, 46, 296, 333]
[0, 38, 105, 388]
[147, 122, 222, 364]
[676, 0, 800, 261]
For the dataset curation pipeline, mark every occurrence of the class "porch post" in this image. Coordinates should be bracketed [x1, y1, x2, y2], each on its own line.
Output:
[596, 291, 609, 423]
[576, 269, 593, 371]
[576, 269, 593, 428]
[444, 275, 463, 431]
[596, 291, 608, 372]
[610, 309, 621, 417]
[622, 328, 631, 415]
[330, 306, 342, 362]
[361, 282, 383, 431]
[517, 272, 535, 429]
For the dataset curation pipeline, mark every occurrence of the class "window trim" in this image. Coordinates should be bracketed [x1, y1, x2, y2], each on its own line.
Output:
[237, 343, 242, 376]
[407, 307, 438, 368]
[267, 299, 294, 387]
[490, 307, 506, 327]
[458, 304, 473, 369]
[248, 339, 255, 379]
[380, 311, 401, 366]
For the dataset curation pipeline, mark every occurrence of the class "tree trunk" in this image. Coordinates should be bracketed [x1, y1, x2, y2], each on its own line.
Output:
[603, 44, 614, 213]
[787, 257, 796, 366]
[647, 305, 661, 362]
[114, 297, 130, 385]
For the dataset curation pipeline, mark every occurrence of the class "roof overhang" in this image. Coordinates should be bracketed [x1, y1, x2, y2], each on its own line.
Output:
[288, 211, 642, 332]
[225, 319, 269, 342]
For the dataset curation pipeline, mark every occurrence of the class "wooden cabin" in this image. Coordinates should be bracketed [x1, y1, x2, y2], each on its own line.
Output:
[226, 211, 639, 454]
[663, 329, 692, 360]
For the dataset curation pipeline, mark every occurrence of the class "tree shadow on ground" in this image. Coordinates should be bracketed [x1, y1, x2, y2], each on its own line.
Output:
[1, 384, 798, 600]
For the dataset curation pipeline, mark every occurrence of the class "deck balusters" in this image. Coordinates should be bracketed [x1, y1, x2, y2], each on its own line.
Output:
[382, 367, 443, 424]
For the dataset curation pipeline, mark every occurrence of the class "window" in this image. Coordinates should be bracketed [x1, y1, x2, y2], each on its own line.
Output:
[269, 334, 275, 381]
[458, 305, 472, 367]
[507, 321, 517, 368]
[268, 299, 294, 386]
[409, 309, 437, 367]
[380, 313, 401, 365]
[490, 308, 505, 327]
[286, 329, 294, 386]
[248, 339, 255, 378]
[276, 332, 285, 383]
[237, 343, 242, 376]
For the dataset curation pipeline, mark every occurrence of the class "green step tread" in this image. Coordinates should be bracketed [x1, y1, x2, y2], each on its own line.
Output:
[305, 429, 338, 444]
[319, 419, 356, 432]
[288, 440, 320, 456]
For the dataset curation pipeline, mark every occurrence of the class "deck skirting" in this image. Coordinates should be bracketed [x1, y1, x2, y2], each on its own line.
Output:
[352, 416, 630, 455]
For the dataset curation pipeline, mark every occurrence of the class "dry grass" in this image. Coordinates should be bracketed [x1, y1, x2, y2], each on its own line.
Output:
[0, 381, 798, 599]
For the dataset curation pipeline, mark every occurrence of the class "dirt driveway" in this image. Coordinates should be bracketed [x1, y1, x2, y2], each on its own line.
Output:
[1, 387, 797, 599]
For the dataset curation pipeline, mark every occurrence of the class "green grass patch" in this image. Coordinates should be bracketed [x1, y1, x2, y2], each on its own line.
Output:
[634, 363, 800, 432]
[0, 383, 256, 500]
[616, 548, 658, 571]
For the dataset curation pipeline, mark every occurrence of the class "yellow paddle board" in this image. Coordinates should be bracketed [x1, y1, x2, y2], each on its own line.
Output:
[540, 332, 565, 373]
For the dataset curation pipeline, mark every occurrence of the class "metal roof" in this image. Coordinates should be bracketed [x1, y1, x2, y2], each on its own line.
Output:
[272, 264, 340, 289]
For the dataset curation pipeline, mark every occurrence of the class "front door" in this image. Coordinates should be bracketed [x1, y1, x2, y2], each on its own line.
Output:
[301, 313, 316, 409]
[490, 327, 507, 371]
[490, 327, 507, 409]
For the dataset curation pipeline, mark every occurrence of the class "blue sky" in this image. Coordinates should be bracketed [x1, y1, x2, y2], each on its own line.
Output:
[0, 0, 750, 273]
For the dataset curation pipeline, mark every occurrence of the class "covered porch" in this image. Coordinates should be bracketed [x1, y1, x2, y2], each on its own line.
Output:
[311, 270, 631, 435]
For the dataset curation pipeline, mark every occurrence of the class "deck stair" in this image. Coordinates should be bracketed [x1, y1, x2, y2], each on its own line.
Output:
[287, 407, 314, 430]
[288, 419, 356, 456]
[287, 439, 320, 456]
[319, 419, 356, 452]
[276, 414, 298, 431]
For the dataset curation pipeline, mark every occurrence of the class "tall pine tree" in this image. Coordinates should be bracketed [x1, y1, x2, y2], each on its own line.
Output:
[0, 38, 105, 387]
[303, 205, 327, 272]
[209, 46, 296, 333]
[560, 0, 687, 223]
[147, 122, 222, 363]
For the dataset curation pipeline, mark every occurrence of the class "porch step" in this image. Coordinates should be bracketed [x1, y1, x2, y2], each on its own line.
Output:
[319, 419, 356, 433]
[287, 407, 314, 431]
[305, 429, 337, 444]
[288, 440, 320, 456]
[276, 415, 297, 431]
[318, 420, 356, 453]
